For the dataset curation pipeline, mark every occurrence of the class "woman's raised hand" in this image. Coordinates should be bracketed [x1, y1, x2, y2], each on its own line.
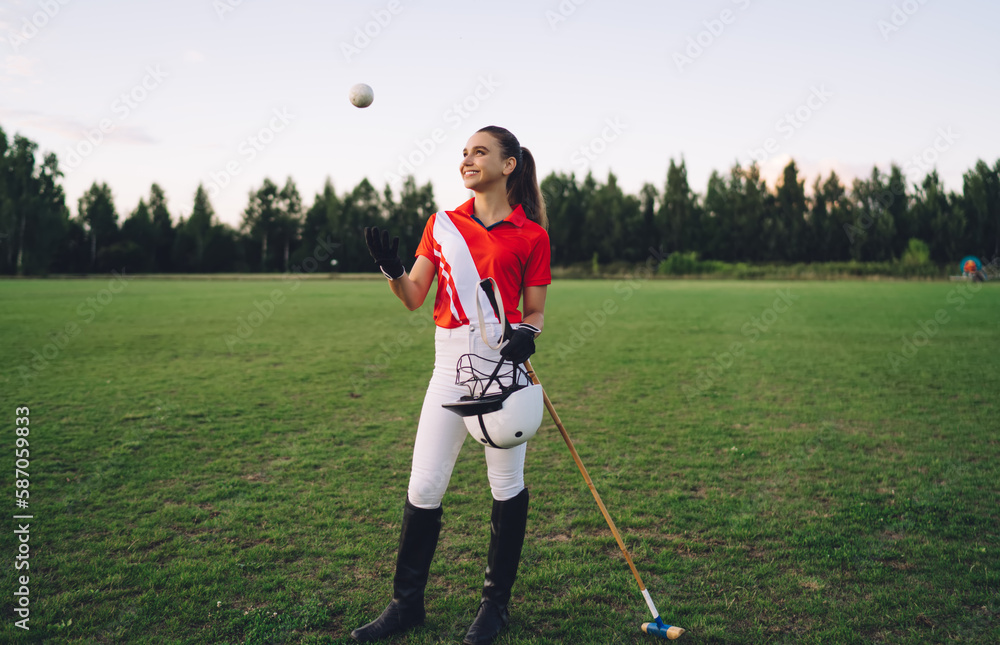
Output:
[364, 226, 404, 280]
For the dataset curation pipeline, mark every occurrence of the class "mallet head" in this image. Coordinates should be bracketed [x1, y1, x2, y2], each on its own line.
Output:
[642, 621, 685, 640]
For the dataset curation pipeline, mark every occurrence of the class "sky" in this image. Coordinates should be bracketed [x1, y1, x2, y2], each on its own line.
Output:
[1, 0, 997, 228]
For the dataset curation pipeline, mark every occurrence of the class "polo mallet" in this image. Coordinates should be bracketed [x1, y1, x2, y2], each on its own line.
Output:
[476, 279, 685, 640]
[522, 359, 685, 640]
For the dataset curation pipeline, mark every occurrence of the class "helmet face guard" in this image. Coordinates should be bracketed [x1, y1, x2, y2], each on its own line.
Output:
[442, 354, 543, 449]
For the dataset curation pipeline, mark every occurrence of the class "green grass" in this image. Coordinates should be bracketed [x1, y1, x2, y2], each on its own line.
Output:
[1, 277, 997, 644]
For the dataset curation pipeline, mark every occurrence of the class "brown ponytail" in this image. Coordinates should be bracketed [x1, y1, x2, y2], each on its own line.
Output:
[476, 125, 548, 230]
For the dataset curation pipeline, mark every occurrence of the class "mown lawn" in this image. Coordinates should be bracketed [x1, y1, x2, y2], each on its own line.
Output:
[1, 277, 997, 644]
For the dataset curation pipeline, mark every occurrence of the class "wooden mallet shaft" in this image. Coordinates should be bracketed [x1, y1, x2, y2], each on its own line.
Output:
[523, 359, 685, 640]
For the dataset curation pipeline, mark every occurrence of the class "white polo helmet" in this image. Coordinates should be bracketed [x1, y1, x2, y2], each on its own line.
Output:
[442, 276, 544, 448]
[442, 353, 543, 449]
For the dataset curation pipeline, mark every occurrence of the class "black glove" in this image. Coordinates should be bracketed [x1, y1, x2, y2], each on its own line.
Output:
[363, 226, 404, 279]
[500, 324, 540, 364]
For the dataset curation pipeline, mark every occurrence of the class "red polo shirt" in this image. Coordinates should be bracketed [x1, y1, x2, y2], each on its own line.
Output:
[415, 198, 551, 328]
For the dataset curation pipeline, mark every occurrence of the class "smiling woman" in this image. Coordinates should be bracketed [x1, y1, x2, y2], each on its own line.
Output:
[354, 126, 551, 645]
[462, 126, 547, 231]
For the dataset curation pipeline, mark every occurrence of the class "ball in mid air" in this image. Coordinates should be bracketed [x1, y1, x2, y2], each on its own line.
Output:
[349, 83, 374, 108]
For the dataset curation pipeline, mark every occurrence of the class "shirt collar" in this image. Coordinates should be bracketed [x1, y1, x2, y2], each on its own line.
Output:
[454, 199, 527, 228]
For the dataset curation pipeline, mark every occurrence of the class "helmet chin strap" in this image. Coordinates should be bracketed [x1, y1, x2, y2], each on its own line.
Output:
[476, 415, 501, 449]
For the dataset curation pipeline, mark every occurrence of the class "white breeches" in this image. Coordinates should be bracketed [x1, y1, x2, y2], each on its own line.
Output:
[407, 323, 527, 509]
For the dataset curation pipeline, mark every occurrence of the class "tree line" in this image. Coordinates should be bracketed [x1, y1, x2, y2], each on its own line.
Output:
[543, 159, 999, 267]
[2, 124, 997, 276]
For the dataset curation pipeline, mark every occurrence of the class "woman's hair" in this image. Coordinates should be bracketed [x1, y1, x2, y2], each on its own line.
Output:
[476, 125, 548, 230]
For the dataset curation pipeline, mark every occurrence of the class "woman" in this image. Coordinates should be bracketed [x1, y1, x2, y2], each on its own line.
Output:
[352, 126, 550, 645]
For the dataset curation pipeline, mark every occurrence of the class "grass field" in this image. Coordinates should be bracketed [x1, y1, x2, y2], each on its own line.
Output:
[1, 276, 998, 644]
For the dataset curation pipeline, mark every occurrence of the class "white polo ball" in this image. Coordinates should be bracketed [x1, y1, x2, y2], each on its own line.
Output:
[349, 83, 374, 108]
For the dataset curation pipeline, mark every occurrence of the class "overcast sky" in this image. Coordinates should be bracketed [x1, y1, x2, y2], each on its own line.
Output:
[1, 0, 997, 228]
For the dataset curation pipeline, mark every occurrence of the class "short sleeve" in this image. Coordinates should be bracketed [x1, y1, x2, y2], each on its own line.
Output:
[414, 213, 439, 268]
[523, 229, 551, 287]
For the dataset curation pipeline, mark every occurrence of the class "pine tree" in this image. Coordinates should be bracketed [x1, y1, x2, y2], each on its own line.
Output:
[77, 182, 119, 271]
[960, 159, 1000, 260]
[277, 177, 303, 271]
[849, 168, 896, 261]
[121, 198, 157, 272]
[912, 171, 965, 263]
[241, 178, 281, 271]
[774, 160, 808, 261]
[149, 184, 174, 272]
[659, 158, 699, 254]
[821, 172, 853, 261]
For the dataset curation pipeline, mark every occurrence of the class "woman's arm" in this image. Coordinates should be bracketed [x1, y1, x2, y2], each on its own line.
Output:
[388, 255, 436, 311]
[520, 285, 547, 336]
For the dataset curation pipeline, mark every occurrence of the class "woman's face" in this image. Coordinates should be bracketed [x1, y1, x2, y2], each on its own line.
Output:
[460, 132, 516, 192]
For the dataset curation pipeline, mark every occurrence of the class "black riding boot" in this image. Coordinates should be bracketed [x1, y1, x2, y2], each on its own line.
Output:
[463, 488, 529, 645]
[351, 498, 443, 643]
